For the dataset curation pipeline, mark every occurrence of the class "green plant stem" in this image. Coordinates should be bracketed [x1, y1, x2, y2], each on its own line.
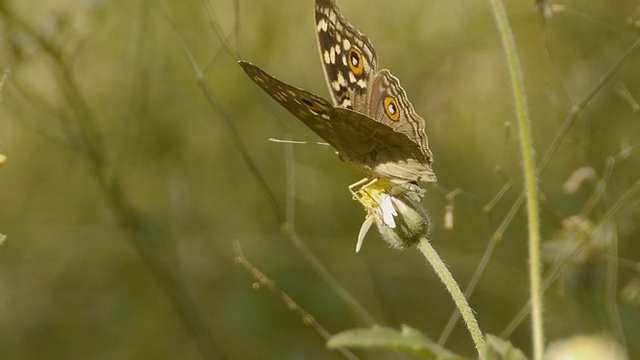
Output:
[488, 1, 543, 359]
[417, 239, 485, 355]
[438, 239, 497, 346]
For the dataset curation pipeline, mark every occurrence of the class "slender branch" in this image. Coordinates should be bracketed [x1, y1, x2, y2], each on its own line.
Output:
[0, 5, 226, 359]
[500, 178, 640, 338]
[154, 0, 376, 326]
[492, 39, 640, 242]
[233, 241, 360, 360]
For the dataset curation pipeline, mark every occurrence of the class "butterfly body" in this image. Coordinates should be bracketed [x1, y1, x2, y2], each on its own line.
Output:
[240, 0, 436, 185]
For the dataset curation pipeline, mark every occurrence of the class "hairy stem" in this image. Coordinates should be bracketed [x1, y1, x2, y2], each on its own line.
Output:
[488, 0, 544, 358]
[417, 239, 485, 354]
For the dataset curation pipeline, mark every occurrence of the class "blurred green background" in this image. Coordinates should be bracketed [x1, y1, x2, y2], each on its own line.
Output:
[1, 0, 639, 358]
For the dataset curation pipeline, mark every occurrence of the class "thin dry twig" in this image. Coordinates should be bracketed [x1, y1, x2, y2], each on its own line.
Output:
[233, 241, 359, 360]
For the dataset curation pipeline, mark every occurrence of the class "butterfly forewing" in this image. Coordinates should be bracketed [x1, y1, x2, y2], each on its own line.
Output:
[315, 0, 378, 112]
[239, 61, 342, 149]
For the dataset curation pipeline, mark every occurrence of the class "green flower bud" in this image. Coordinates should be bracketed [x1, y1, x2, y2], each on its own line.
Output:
[354, 178, 431, 252]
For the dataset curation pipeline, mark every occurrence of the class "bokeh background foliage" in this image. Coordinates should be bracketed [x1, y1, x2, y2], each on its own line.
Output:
[1, 0, 640, 358]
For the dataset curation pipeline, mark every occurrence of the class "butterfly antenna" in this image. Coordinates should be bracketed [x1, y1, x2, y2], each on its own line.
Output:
[268, 138, 330, 146]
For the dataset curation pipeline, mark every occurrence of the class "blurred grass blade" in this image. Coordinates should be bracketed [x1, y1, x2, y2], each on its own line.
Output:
[328, 325, 465, 360]
[482, 335, 528, 360]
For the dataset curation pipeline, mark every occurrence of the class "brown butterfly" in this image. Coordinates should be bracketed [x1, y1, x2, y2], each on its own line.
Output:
[239, 0, 435, 187]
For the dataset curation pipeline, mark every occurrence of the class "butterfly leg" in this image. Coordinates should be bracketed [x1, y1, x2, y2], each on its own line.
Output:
[348, 177, 378, 199]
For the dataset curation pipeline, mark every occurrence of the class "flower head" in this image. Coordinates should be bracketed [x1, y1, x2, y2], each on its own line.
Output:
[354, 178, 431, 252]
